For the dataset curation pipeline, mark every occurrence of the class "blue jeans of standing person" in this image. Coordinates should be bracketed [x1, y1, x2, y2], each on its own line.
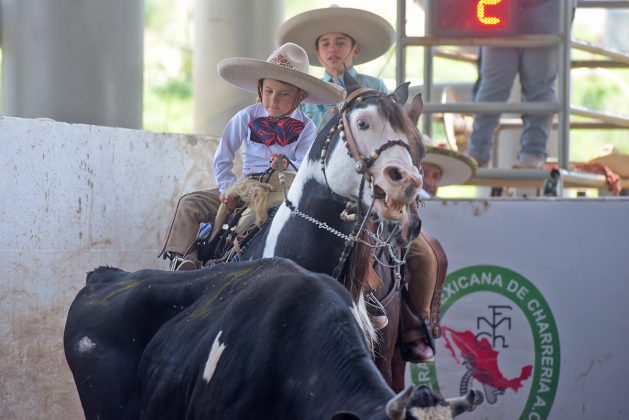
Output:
[467, 0, 571, 166]
[467, 46, 558, 165]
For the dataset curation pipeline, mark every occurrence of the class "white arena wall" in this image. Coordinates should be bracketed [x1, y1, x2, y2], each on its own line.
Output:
[2, 116, 628, 419]
[1, 116, 226, 419]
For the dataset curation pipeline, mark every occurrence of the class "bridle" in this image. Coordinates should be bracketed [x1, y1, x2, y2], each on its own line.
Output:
[279, 87, 415, 280]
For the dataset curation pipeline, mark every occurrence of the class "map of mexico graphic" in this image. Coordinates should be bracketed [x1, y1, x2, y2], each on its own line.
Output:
[405, 199, 629, 419]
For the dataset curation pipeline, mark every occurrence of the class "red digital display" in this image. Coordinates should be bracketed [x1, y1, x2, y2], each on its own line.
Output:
[428, 0, 514, 37]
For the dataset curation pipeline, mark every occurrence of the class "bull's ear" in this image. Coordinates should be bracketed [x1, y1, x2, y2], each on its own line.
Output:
[391, 82, 410, 105]
[331, 412, 361, 420]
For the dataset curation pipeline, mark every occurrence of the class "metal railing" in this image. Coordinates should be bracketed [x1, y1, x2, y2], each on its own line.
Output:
[396, 0, 629, 178]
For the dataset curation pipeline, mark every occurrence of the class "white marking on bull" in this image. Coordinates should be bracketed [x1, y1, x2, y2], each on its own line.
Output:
[407, 405, 453, 420]
[203, 330, 227, 383]
[77, 336, 96, 353]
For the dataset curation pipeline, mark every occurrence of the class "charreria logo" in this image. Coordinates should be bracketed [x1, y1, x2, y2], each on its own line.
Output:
[411, 265, 560, 420]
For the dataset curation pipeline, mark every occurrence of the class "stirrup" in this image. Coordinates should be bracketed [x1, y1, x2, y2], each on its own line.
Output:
[167, 254, 197, 271]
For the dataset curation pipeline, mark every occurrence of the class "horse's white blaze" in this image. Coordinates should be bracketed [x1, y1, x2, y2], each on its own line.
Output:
[349, 105, 413, 165]
[326, 104, 415, 206]
[407, 405, 453, 420]
[77, 336, 96, 353]
[203, 330, 227, 383]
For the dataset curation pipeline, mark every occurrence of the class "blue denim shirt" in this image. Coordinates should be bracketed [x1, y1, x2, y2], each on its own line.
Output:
[300, 67, 389, 130]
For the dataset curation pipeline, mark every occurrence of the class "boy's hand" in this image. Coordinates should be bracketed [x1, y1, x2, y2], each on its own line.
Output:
[270, 153, 288, 170]
[220, 193, 239, 211]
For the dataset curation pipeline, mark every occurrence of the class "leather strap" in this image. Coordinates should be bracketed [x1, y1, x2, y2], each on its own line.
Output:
[339, 87, 375, 164]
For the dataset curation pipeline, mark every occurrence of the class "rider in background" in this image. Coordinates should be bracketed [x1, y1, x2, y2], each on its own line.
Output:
[276, 5, 394, 128]
[420, 145, 477, 199]
[158, 43, 343, 270]
[403, 145, 476, 362]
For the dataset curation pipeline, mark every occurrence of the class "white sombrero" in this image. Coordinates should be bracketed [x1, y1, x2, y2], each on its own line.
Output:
[276, 6, 395, 66]
[588, 144, 629, 178]
[217, 43, 345, 105]
[423, 146, 478, 186]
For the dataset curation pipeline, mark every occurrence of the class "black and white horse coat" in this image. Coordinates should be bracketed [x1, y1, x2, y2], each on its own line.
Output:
[64, 259, 479, 419]
[240, 81, 423, 265]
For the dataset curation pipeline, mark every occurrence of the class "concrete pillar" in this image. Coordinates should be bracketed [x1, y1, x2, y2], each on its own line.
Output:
[1, 0, 143, 129]
[194, 0, 284, 136]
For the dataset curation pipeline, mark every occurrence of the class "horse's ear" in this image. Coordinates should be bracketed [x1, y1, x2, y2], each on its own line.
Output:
[408, 93, 423, 126]
[343, 69, 361, 95]
[391, 82, 411, 106]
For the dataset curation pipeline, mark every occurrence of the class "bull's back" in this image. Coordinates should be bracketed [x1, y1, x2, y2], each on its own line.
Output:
[137, 261, 365, 419]
[63, 258, 356, 419]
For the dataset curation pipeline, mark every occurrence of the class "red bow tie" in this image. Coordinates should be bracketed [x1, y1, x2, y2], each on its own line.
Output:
[248, 117, 305, 147]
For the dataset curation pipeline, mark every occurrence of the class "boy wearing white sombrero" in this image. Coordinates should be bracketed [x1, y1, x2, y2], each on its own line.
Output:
[158, 43, 344, 270]
[276, 6, 395, 128]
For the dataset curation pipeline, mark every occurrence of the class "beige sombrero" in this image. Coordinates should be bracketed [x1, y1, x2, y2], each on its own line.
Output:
[276, 6, 395, 66]
[588, 144, 629, 178]
[217, 43, 345, 105]
[423, 146, 478, 186]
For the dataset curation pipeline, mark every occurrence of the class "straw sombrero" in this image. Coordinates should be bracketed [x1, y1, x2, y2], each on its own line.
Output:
[588, 144, 629, 178]
[217, 43, 345, 105]
[423, 146, 478, 186]
[276, 6, 395, 66]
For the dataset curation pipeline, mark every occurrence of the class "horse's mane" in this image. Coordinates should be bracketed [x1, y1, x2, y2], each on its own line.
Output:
[344, 229, 373, 302]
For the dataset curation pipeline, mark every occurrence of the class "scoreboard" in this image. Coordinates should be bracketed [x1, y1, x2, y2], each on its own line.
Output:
[427, 0, 515, 37]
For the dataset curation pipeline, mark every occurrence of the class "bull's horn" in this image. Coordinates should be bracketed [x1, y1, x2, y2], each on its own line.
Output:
[447, 389, 483, 416]
[385, 385, 415, 420]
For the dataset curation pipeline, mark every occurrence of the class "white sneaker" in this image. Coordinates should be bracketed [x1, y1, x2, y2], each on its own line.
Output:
[513, 155, 545, 169]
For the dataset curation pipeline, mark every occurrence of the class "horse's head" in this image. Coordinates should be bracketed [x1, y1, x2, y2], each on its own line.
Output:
[319, 72, 424, 248]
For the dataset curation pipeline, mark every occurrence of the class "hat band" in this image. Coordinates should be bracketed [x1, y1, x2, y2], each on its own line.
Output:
[269, 53, 297, 70]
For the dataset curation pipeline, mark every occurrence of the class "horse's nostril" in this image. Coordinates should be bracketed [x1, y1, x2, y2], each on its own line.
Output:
[385, 167, 404, 182]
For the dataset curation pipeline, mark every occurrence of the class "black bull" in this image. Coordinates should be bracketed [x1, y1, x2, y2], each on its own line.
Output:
[64, 258, 479, 419]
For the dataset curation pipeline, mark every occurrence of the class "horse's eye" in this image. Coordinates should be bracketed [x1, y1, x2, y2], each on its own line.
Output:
[357, 119, 370, 130]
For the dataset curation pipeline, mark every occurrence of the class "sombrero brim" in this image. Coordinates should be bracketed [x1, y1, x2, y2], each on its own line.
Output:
[276, 8, 395, 66]
[423, 147, 477, 186]
[217, 57, 345, 105]
[588, 154, 629, 178]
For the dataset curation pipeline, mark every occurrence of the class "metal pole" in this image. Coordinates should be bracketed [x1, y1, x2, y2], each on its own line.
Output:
[1, 0, 143, 129]
[395, 0, 405, 87]
[194, 0, 284, 135]
[422, 1, 433, 137]
[558, 0, 572, 169]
